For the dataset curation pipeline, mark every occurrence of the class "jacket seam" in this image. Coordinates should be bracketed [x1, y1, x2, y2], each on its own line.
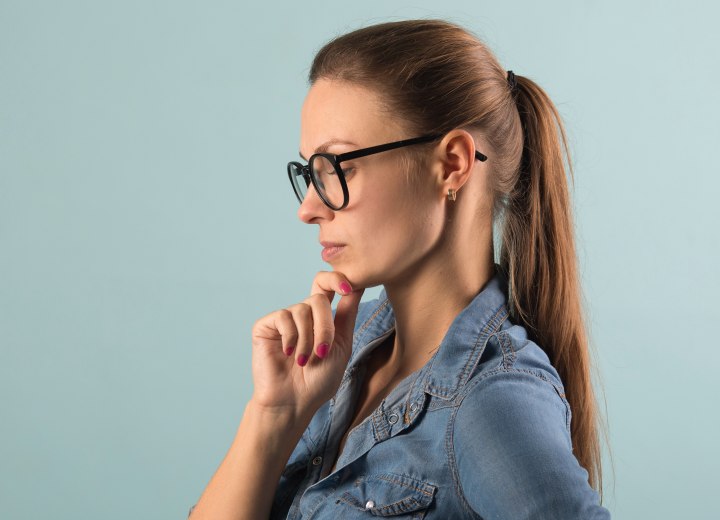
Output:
[353, 297, 390, 339]
[458, 304, 509, 387]
[447, 401, 483, 519]
[497, 330, 517, 368]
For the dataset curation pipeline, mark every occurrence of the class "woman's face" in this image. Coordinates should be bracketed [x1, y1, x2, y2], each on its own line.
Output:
[298, 78, 447, 289]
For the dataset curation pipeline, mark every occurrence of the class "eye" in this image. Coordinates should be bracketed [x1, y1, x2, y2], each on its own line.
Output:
[342, 166, 356, 177]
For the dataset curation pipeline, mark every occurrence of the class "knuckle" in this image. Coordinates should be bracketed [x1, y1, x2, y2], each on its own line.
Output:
[291, 303, 312, 320]
[252, 313, 271, 332]
[302, 293, 327, 308]
[277, 308, 293, 322]
[297, 302, 313, 314]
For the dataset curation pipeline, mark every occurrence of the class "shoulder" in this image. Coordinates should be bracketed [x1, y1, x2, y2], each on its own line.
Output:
[457, 320, 572, 441]
[454, 338, 573, 465]
[474, 320, 566, 388]
[450, 325, 608, 518]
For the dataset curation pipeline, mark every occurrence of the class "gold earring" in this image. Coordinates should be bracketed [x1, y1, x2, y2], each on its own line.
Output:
[447, 188, 457, 201]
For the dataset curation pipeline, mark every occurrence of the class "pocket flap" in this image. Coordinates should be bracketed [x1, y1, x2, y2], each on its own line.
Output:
[339, 473, 437, 516]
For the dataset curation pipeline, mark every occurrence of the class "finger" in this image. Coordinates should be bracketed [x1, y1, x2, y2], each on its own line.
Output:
[273, 309, 298, 356]
[253, 310, 298, 356]
[309, 271, 354, 303]
[288, 303, 314, 367]
[303, 293, 334, 360]
[333, 287, 365, 350]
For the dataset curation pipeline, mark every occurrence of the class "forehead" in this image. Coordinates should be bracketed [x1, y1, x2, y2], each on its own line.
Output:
[299, 79, 402, 155]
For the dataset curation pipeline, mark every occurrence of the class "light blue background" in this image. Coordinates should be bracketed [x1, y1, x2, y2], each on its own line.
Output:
[1, 1, 718, 518]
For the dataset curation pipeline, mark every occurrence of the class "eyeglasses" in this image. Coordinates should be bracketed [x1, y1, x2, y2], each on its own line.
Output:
[287, 133, 488, 211]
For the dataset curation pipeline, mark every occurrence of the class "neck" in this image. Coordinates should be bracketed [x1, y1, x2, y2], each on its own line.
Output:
[379, 215, 495, 379]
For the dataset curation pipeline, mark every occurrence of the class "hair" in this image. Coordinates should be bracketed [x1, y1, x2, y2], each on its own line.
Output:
[307, 19, 608, 500]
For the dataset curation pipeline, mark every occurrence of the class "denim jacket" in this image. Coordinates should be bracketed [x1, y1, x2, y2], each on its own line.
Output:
[190, 266, 611, 519]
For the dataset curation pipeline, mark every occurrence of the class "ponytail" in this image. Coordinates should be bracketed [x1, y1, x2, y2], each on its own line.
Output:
[499, 74, 606, 498]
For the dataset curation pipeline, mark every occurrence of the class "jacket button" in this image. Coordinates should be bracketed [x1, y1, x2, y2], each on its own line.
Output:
[312, 456, 322, 465]
[365, 500, 375, 509]
[388, 413, 399, 424]
[409, 402, 418, 412]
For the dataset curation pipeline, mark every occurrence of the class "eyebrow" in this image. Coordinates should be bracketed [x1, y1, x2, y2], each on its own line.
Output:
[298, 139, 358, 161]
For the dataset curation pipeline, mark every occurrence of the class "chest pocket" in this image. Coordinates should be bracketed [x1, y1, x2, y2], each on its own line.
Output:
[336, 473, 437, 518]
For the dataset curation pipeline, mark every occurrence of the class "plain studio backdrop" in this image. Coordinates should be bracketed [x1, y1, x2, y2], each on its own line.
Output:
[1, 1, 717, 518]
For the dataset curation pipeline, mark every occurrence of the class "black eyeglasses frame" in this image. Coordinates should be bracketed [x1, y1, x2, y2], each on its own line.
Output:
[287, 133, 488, 211]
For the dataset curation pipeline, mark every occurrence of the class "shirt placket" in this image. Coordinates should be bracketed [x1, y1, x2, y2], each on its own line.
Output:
[289, 328, 395, 519]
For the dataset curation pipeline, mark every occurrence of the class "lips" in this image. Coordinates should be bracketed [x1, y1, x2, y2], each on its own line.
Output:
[321, 243, 346, 262]
[320, 241, 345, 248]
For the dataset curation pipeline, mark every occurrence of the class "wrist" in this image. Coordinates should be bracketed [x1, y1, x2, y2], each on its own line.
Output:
[243, 398, 313, 437]
[245, 395, 315, 424]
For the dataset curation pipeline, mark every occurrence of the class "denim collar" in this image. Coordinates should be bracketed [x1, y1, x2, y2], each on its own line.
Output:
[348, 264, 511, 403]
[317, 265, 511, 475]
[323, 265, 512, 472]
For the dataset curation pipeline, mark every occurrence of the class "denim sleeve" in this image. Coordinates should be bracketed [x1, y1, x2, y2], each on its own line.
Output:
[452, 369, 610, 519]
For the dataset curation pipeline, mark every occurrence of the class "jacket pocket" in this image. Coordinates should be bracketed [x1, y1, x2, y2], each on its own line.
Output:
[337, 472, 437, 518]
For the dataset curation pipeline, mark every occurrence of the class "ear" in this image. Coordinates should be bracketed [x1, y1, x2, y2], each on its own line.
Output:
[433, 129, 479, 197]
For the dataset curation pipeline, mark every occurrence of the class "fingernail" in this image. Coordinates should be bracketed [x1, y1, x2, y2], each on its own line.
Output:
[316, 343, 329, 358]
[285, 345, 295, 356]
[340, 282, 352, 294]
[297, 354, 308, 367]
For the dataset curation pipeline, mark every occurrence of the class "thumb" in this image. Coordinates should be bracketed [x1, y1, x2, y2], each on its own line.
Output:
[333, 288, 365, 350]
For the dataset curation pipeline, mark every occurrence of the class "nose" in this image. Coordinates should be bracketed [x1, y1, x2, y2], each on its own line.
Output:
[297, 183, 334, 224]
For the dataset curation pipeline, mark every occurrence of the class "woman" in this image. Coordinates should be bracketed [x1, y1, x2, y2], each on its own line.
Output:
[189, 19, 610, 519]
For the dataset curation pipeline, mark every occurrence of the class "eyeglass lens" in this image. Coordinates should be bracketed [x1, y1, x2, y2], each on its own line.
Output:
[289, 156, 344, 208]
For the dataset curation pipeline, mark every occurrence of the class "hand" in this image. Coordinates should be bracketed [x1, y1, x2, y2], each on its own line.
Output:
[249, 271, 365, 418]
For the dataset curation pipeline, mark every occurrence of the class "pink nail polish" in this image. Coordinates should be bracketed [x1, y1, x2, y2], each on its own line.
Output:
[340, 282, 352, 294]
[297, 354, 308, 367]
[317, 343, 329, 358]
[286, 345, 295, 356]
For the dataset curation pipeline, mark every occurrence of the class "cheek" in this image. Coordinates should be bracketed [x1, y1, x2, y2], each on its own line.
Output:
[350, 161, 441, 251]
[361, 193, 438, 255]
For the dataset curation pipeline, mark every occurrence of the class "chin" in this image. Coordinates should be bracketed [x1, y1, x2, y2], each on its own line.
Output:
[328, 265, 376, 292]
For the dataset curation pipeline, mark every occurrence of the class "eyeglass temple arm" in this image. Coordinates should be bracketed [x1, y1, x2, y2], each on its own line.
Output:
[336, 134, 442, 162]
[336, 135, 488, 162]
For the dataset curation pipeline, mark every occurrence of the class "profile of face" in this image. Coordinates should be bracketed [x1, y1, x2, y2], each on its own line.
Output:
[298, 79, 451, 290]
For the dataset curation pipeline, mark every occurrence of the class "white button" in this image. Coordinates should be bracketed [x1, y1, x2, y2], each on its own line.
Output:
[365, 500, 375, 509]
[409, 402, 418, 412]
[312, 456, 322, 465]
[388, 413, 399, 424]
